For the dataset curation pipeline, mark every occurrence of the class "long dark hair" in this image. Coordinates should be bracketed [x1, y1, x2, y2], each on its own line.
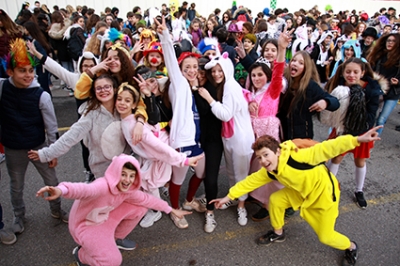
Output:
[205, 69, 225, 102]
[23, 21, 52, 54]
[248, 62, 272, 92]
[326, 58, 374, 93]
[86, 14, 100, 34]
[51, 11, 65, 28]
[282, 51, 320, 115]
[367, 33, 400, 69]
[103, 46, 136, 86]
[0, 9, 21, 38]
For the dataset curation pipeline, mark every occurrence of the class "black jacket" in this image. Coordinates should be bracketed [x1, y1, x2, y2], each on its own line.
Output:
[278, 79, 340, 140]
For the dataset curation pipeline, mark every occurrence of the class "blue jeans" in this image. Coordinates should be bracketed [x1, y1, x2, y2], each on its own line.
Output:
[60, 60, 74, 73]
[376, 99, 398, 135]
[4, 143, 61, 218]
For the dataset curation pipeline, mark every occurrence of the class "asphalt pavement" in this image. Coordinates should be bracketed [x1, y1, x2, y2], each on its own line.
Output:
[1, 84, 399, 266]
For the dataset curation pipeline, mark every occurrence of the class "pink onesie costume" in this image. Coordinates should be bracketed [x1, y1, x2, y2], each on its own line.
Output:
[57, 154, 172, 266]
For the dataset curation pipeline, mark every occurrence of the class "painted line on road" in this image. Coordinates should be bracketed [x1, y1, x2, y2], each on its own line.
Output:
[62, 192, 400, 266]
[58, 127, 70, 132]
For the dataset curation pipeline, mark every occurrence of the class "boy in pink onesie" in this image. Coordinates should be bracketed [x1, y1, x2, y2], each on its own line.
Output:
[36, 154, 191, 266]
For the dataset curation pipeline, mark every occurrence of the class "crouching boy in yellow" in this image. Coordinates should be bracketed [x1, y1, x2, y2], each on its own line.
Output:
[211, 126, 382, 266]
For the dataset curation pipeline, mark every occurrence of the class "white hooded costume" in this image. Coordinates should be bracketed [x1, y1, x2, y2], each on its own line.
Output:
[204, 52, 255, 201]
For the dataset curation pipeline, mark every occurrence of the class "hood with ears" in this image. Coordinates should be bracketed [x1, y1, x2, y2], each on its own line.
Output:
[204, 52, 234, 82]
[77, 51, 99, 74]
[341, 39, 362, 60]
[317, 30, 334, 45]
[334, 35, 347, 47]
[103, 154, 142, 195]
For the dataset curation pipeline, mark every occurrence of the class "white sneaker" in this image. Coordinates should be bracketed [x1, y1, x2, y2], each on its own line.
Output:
[139, 210, 162, 228]
[220, 199, 239, 210]
[170, 211, 189, 229]
[196, 194, 207, 207]
[0, 228, 17, 245]
[204, 212, 217, 233]
[182, 199, 206, 212]
[237, 207, 248, 226]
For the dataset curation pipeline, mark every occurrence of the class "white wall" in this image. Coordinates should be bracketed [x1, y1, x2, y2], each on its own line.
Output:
[2, 0, 399, 22]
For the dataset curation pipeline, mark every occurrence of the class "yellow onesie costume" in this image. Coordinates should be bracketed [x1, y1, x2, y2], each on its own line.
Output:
[228, 135, 360, 250]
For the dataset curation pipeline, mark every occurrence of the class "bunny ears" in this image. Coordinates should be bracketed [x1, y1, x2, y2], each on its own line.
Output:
[204, 52, 229, 70]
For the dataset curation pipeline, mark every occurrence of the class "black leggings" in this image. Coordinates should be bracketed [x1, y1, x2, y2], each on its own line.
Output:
[75, 98, 91, 172]
[203, 139, 224, 211]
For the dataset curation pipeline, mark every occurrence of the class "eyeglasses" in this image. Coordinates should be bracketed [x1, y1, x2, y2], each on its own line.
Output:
[386, 39, 395, 43]
[95, 84, 113, 92]
[82, 64, 95, 68]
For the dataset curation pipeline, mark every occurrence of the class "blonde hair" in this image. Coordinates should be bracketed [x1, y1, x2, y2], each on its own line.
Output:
[65, 5, 75, 15]
[85, 31, 103, 57]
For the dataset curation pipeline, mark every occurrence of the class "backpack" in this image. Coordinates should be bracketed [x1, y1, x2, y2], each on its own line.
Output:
[237, 14, 247, 22]
[266, 138, 337, 202]
[67, 27, 84, 61]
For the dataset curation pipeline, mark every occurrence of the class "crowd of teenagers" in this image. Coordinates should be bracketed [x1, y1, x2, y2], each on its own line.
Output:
[0, 1, 399, 265]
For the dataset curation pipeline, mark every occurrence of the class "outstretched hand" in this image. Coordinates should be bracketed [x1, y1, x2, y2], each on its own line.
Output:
[188, 153, 205, 167]
[27, 150, 40, 161]
[357, 126, 382, 143]
[170, 208, 192, 219]
[36, 186, 62, 201]
[210, 196, 230, 209]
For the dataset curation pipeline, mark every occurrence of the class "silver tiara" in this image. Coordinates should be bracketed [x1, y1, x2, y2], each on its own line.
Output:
[255, 57, 271, 68]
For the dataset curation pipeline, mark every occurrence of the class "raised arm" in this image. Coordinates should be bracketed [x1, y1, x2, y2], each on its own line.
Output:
[269, 29, 292, 99]
[156, 17, 187, 89]
[27, 40, 78, 89]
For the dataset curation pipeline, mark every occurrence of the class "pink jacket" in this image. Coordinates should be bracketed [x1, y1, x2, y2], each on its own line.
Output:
[121, 114, 188, 192]
[243, 61, 285, 140]
[58, 154, 172, 237]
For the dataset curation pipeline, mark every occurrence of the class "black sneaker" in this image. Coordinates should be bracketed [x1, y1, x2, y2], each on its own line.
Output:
[51, 209, 69, 223]
[251, 208, 270, 222]
[245, 195, 260, 205]
[285, 207, 295, 218]
[257, 230, 286, 246]
[116, 238, 137, 250]
[342, 241, 358, 266]
[354, 192, 367, 209]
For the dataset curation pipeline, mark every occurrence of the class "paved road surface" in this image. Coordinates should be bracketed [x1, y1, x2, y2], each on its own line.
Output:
[1, 86, 399, 266]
